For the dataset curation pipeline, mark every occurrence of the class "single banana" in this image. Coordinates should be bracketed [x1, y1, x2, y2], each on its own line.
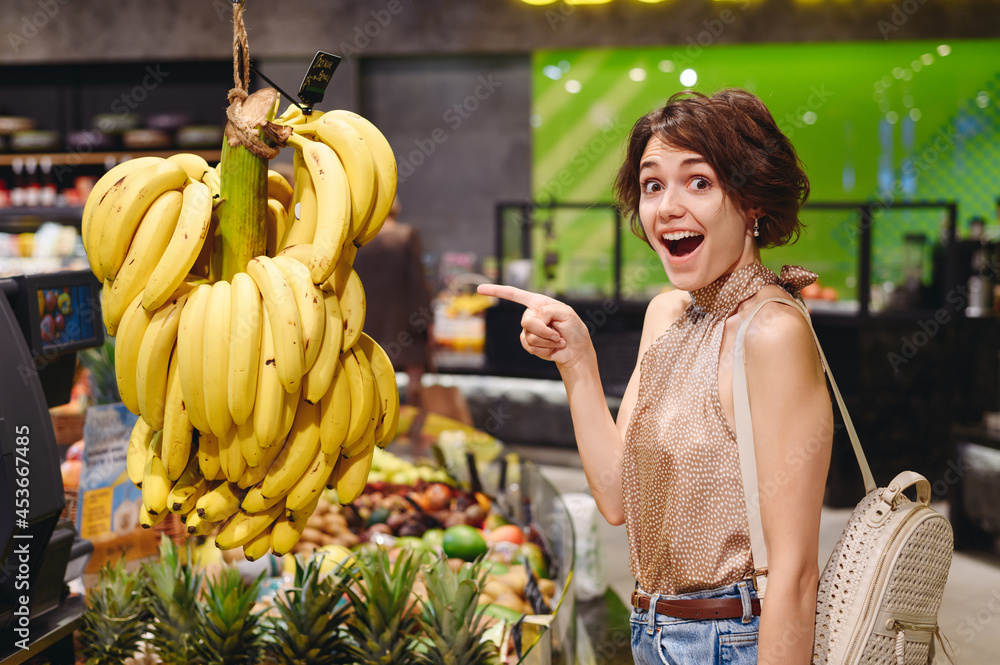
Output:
[97, 159, 187, 280]
[195, 481, 245, 522]
[242, 525, 273, 561]
[196, 429, 223, 482]
[253, 304, 284, 448]
[276, 242, 312, 265]
[101, 280, 116, 336]
[202, 166, 222, 199]
[236, 418, 266, 468]
[357, 333, 400, 448]
[135, 292, 188, 430]
[184, 511, 217, 537]
[126, 417, 153, 488]
[270, 512, 306, 556]
[333, 433, 375, 505]
[267, 169, 293, 209]
[82, 156, 163, 280]
[104, 189, 183, 329]
[261, 398, 321, 500]
[327, 110, 398, 245]
[277, 384, 302, 445]
[340, 347, 374, 447]
[336, 267, 366, 352]
[143, 180, 213, 311]
[285, 133, 351, 285]
[247, 255, 305, 393]
[327, 241, 358, 295]
[167, 455, 208, 514]
[319, 359, 352, 455]
[241, 481, 285, 513]
[215, 499, 285, 550]
[343, 377, 379, 459]
[281, 150, 318, 249]
[265, 197, 290, 259]
[166, 152, 212, 182]
[313, 116, 378, 238]
[275, 102, 308, 126]
[141, 430, 170, 516]
[218, 424, 247, 485]
[228, 272, 262, 426]
[177, 284, 213, 432]
[139, 504, 165, 529]
[162, 346, 194, 481]
[115, 292, 155, 415]
[303, 290, 345, 404]
[272, 255, 325, 372]
[203, 280, 234, 437]
[285, 445, 338, 513]
[288, 493, 322, 523]
[237, 425, 285, 489]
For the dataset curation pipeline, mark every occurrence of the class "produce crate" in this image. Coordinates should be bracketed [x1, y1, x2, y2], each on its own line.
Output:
[51, 410, 85, 445]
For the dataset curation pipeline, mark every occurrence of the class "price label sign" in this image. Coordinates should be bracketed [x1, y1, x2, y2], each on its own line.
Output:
[298, 51, 341, 109]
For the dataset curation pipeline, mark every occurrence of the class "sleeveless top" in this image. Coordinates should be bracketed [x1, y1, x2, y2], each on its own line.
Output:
[621, 262, 817, 595]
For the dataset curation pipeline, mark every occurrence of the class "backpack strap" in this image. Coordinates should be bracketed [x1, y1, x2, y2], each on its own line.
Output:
[732, 296, 877, 596]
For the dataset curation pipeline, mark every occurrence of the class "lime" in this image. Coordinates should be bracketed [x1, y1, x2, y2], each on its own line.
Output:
[422, 528, 445, 549]
[442, 524, 488, 562]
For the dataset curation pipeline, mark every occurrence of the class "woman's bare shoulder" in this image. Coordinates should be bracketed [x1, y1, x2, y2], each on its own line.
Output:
[743, 286, 818, 371]
[638, 289, 690, 347]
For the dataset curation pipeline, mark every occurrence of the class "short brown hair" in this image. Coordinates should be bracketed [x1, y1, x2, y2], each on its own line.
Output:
[613, 88, 809, 249]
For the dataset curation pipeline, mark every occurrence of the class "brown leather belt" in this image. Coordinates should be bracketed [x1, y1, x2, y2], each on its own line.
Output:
[631, 591, 761, 620]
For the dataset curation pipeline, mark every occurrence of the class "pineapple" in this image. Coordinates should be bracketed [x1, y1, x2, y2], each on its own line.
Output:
[262, 555, 354, 665]
[77, 557, 150, 665]
[143, 535, 203, 664]
[193, 566, 264, 665]
[345, 548, 421, 665]
[416, 558, 499, 665]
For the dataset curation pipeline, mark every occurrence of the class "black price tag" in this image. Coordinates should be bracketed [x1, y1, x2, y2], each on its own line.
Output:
[298, 51, 340, 109]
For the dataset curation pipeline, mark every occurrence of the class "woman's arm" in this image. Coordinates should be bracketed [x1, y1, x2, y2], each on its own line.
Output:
[476, 285, 684, 525]
[744, 301, 833, 665]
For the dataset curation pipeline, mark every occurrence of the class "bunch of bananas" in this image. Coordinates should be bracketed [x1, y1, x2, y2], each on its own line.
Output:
[83, 103, 402, 559]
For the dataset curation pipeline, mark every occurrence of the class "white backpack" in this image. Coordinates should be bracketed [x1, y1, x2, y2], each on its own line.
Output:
[733, 296, 954, 665]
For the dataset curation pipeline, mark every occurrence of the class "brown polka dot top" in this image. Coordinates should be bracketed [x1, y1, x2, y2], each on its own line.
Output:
[622, 262, 817, 595]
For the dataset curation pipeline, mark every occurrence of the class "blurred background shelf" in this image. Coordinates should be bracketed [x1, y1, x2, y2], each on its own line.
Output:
[0, 149, 220, 167]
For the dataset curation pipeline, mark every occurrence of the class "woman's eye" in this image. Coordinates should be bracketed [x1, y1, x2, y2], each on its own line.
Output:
[691, 177, 711, 191]
[642, 180, 661, 194]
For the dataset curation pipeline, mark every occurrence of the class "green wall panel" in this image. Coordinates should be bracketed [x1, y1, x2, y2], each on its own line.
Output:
[530, 40, 1000, 303]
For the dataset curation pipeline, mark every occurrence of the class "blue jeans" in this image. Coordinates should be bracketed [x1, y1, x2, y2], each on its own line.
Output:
[629, 581, 759, 665]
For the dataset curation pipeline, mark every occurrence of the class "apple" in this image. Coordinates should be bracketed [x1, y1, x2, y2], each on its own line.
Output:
[54, 312, 65, 332]
[44, 290, 57, 314]
[66, 439, 84, 461]
[486, 524, 525, 547]
[40, 314, 54, 342]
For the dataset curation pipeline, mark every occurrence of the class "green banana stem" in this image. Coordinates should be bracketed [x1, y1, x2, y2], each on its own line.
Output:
[215, 139, 268, 281]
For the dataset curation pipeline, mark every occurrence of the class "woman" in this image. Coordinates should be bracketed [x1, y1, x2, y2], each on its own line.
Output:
[479, 89, 833, 664]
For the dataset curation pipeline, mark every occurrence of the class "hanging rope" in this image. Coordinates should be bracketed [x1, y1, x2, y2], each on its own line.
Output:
[225, 0, 279, 159]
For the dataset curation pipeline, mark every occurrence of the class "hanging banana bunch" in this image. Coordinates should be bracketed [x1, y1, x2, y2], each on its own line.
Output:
[82, 93, 401, 560]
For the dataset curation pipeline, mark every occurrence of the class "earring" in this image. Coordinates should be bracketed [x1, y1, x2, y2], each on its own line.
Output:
[753, 216, 760, 237]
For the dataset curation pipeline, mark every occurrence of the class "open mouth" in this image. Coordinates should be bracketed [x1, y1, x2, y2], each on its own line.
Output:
[662, 230, 705, 258]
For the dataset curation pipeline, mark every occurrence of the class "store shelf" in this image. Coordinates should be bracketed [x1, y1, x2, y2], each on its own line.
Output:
[0, 206, 84, 222]
[0, 149, 220, 167]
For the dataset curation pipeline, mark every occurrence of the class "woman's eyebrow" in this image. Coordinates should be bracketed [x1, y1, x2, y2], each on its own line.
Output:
[680, 156, 708, 168]
[639, 159, 657, 171]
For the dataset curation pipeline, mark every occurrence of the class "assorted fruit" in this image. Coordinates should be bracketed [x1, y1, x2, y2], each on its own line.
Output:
[82, 97, 403, 558]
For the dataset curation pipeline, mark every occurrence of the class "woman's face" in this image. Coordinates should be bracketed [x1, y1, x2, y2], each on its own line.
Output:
[637, 136, 759, 292]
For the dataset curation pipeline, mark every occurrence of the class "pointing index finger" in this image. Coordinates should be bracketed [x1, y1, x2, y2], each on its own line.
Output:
[477, 284, 551, 310]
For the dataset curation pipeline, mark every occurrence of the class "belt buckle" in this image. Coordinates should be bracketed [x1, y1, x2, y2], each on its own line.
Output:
[747, 567, 768, 592]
